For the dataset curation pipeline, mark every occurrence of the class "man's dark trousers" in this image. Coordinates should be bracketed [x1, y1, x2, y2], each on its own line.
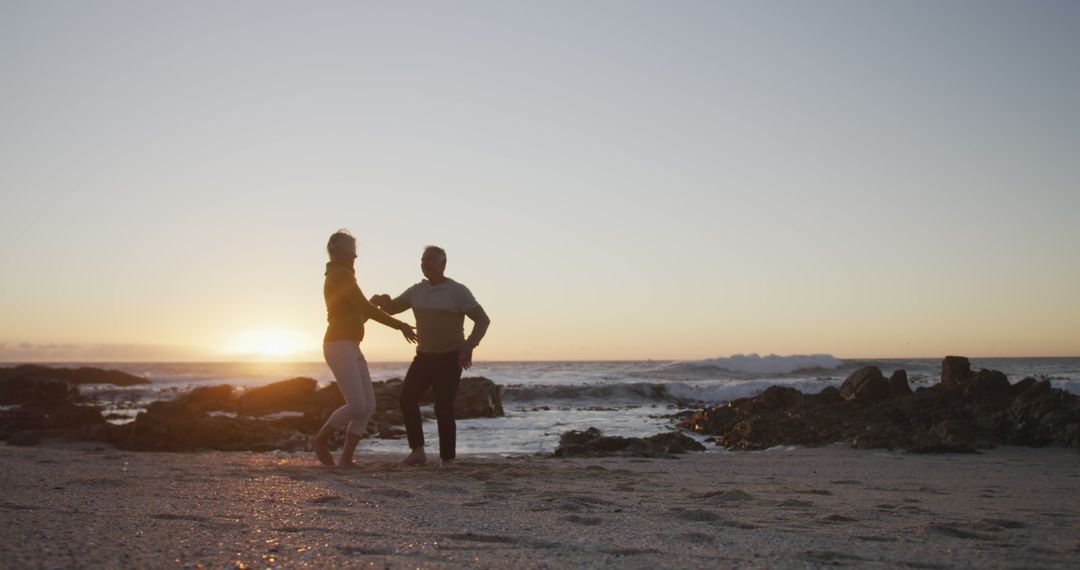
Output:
[399, 350, 462, 460]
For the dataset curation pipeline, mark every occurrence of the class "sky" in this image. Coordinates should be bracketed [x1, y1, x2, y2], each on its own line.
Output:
[1, 1, 1078, 362]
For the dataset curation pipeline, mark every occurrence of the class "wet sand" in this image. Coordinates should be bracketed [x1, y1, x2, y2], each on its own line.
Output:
[2, 444, 1079, 569]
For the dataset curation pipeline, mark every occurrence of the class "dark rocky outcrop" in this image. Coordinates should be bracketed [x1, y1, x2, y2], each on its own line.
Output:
[3, 367, 505, 451]
[2, 370, 109, 445]
[447, 377, 504, 418]
[839, 366, 890, 402]
[238, 377, 317, 415]
[0, 376, 78, 406]
[0, 365, 149, 387]
[102, 375, 506, 452]
[121, 411, 307, 452]
[679, 356, 1080, 453]
[941, 356, 974, 388]
[1, 365, 149, 445]
[553, 427, 706, 458]
[888, 370, 912, 397]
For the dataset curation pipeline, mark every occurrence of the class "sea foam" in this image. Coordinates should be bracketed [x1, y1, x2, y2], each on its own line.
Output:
[661, 353, 844, 375]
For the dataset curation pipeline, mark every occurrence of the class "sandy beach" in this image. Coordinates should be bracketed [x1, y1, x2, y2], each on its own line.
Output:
[2, 444, 1078, 569]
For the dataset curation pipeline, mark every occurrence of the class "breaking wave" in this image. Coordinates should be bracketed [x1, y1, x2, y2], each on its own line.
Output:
[655, 353, 844, 377]
[501, 378, 841, 406]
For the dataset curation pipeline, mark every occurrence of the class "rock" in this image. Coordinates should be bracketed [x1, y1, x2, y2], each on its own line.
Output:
[48, 402, 105, 429]
[969, 369, 1011, 401]
[181, 385, 237, 412]
[0, 376, 77, 406]
[839, 366, 890, 402]
[811, 386, 844, 404]
[932, 419, 976, 448]
[6, 430, 44, 446]
[941, 356, 974, 388]
[0, 364, 149, 386]
[888, 370, 912, 397]
[553, 427, 705, 458]
[238, 377, 317, 416]
[453, 377, 504, 418]
[121, 411, 306, 452]
[756, 386, 803, 411]
[379, 376, 505, 420]
[680, 404, 739, 436]
[679, 355, 1080, 453]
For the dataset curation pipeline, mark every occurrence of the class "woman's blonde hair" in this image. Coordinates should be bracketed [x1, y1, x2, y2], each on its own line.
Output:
[327, 229, 355, 258]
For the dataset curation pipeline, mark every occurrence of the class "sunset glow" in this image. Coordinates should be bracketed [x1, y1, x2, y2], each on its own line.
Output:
[0, 2, 1077, 362]
[224, 329, 311, 360]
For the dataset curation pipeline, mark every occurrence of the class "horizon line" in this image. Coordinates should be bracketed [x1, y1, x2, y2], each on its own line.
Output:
[3, 354, 1079, 366]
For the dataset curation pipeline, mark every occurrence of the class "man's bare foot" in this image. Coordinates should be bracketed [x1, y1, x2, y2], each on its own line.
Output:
[440, 459, 455, 469]
[312, 438, 334, 466]
[336, 459, 356, 469]
[400, 448, 427, 466]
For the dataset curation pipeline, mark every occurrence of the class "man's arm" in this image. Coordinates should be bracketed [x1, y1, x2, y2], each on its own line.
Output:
[458, 305, 490, 370]
[463, 305, 490, 350]
[371, 288, 413, 315]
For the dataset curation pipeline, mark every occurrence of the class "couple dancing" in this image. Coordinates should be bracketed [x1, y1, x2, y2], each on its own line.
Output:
[315, 230, 490, 468]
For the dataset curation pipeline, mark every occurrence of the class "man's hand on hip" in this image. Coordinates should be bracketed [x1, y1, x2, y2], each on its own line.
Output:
[370, 294, 391, 309]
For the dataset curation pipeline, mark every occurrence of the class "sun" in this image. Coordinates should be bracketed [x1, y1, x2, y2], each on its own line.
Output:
[226, 328, 309, 360]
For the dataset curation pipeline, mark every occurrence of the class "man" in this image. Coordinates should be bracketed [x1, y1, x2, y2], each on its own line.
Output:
[371, 245, 490, 466]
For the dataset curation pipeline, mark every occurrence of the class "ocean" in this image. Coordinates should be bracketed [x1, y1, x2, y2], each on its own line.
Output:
[67, 355, 1080, 456]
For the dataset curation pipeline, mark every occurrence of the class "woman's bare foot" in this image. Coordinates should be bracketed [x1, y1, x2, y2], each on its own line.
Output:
[400, 448, 427, 466]
[312, 438, 334, 466]
[336, 459, 356, 469]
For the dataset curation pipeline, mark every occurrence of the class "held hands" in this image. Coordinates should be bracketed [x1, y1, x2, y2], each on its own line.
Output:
[458, 346, 474, 370]
[370, 294, 391, 309]
[399, 322, 418, 344]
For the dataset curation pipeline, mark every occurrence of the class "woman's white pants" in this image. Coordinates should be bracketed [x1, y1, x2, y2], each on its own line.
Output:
[322, 340, 375, 436]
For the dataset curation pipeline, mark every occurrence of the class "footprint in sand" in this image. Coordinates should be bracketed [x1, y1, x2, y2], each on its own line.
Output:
[829, 480, 864, 486]
[0, 501, 39, 511]
[792, 488, 833, 496]
[820, 514, 858, 523]
[804, 551, 867, 564]
[900, 562, 950, 570]
[777, 499, 815, 508]
[443, 532, 517, 544]
[538, 493, 614, 513]
[980, 518, 1025, 529]
[71, 477, 129, 488]
[564, 514, 603, 526]
[371, 488, 413, 499]
[700, 489, 757, 503]
[272, 526, 332, 533]
[679, 532, 715, 543]
[600, 547, 660, 556]
[668, 508, 756, 528]
[151, 513, 210, 522]
[307, 495, 349, 506]
[669, 508, 722, 522]
[337, 545, 396, 555]
[423, 483, 469, 494]
[855, 535, 898, 543]
[920, 523, 991, 541]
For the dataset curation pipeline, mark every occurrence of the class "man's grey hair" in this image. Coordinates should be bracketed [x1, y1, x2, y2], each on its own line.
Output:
[424, 245, 447, 263]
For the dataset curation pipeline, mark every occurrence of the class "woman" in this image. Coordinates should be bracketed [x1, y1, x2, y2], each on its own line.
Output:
[314, 230, 417, 467]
